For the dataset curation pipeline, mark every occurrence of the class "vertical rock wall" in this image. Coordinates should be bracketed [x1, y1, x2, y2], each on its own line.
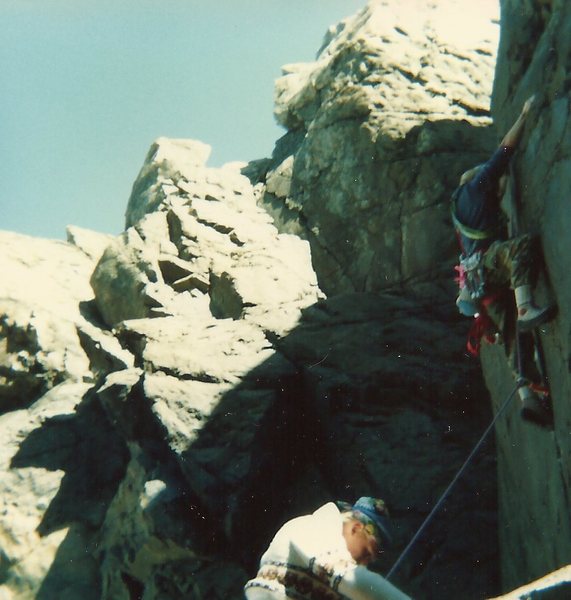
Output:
[481, 0, 571, 592]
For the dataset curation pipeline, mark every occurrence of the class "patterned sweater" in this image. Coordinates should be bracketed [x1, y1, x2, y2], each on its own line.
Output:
[244, 503, 412, 600]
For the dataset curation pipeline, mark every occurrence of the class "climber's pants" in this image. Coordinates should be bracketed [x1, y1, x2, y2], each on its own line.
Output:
[483, 234, 537, 290]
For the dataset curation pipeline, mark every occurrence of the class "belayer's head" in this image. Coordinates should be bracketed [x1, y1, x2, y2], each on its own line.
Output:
[338, 497, 393, 565]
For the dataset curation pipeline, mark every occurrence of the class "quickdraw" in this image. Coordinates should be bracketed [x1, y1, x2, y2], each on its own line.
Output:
[458, 251, 485, 300]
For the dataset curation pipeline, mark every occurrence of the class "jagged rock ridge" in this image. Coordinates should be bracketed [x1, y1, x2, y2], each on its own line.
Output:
[4, 0, 569, 599]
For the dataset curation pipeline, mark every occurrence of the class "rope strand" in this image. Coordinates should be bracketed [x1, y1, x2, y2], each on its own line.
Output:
[386, 381, 520, 581]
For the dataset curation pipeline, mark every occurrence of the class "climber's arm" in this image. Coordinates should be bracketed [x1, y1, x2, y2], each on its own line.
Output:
[337, 565, 413, 600]
[474, 95, 535, 187]
[500, 95, 535, 149]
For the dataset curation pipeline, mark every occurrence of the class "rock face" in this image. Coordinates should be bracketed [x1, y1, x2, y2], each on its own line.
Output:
[477, 0, 571, 592]
[0, 137, 323, 598]
[93, 136, 322, 335]
[0, 215, 496, 598]
[0, 230, 131, 599]
[4, 0, 569, 599]
[489, 564, 571, 600]
[250, 0, 498, 297]
[0, 231, 107, 412]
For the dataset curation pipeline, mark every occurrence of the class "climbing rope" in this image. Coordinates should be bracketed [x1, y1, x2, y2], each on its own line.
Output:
[386, 380, 520, 581]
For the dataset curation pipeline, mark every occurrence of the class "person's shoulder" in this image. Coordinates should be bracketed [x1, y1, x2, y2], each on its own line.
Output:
[313, 502, 341, 520]
[277, 502, 341, 536]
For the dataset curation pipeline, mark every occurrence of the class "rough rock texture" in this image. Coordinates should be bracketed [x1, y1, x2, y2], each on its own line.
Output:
[92, 137, 321, 335]
[6, 0, 571, 599]
[0, 126, 499, 600]
[0, 231, 101, 412]
[0, 137, 325, 599]
[248, 0, 499, 298]
[489, 564, 571, 600]
[477, 0, 571, 593]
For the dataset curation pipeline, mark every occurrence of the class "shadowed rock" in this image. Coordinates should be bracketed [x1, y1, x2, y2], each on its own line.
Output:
[9, 1, 571, 599]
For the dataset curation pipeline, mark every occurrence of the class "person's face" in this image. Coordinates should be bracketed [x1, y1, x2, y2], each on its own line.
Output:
[343, 521, 380, 566]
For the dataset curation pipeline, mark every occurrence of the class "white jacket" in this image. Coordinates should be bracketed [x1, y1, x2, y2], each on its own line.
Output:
[244, 502, 412, 600]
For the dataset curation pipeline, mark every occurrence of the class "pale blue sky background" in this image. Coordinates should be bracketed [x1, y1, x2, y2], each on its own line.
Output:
[1, 0, 365, 239]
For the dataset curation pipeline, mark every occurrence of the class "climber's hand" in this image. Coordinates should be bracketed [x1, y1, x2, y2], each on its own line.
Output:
[522, 95, 536, 116]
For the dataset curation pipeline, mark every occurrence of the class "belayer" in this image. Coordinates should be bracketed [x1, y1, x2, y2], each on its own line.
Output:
[244, 497, 412, 599]
[451, 94, 556, 427]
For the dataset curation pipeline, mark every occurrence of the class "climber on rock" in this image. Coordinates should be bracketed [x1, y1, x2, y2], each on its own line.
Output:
[451, 94, 556, 428]
[244, 496, 412, 600]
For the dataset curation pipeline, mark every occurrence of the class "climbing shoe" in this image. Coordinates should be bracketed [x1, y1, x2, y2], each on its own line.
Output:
[518, 386, 553, 430]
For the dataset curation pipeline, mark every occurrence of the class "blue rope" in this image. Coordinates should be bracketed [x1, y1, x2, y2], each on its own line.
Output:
[386, 381, 520, 581]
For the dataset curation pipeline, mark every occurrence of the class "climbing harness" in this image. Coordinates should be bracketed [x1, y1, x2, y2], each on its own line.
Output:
[386, 380, 520, 581]
[454, 255, 486, 320]
[458, 251, 486, 300]
[451, 187, 496, 324]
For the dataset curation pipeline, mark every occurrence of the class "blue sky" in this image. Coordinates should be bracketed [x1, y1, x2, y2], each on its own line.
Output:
[1, 0, 364, 239]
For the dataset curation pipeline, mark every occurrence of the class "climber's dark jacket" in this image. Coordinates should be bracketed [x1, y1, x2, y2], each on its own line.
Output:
[451, 145, 514, 256]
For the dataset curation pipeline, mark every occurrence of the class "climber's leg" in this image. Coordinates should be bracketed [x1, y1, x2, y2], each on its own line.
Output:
[518, 384, 553, 430]
[483, 235, 556, 332]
